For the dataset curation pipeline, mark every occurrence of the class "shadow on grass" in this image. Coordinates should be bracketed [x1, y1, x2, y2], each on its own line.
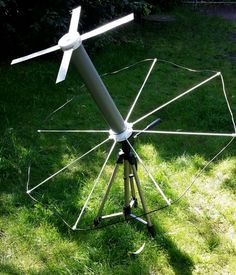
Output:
[152, 223, 194, 275]
[0, 263, 23, 275]
[222, 168, 236, 195]
[63, 220, 195, 274]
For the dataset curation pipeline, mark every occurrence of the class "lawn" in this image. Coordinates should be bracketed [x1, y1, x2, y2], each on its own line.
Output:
[1, 7, 236, 274]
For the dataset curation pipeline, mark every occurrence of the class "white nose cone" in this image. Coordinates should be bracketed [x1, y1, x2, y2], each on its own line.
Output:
[58, 32, 82, 51]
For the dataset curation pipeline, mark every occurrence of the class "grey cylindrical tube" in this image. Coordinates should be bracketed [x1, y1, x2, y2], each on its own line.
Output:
[72, 45, 126, 134]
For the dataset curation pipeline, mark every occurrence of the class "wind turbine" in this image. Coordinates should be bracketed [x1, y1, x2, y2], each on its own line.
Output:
[12, 6, 236, 235]
[12, 7, 133, 83]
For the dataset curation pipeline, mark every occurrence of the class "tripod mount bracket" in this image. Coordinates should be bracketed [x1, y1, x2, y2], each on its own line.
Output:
[109, 122, 133, 142]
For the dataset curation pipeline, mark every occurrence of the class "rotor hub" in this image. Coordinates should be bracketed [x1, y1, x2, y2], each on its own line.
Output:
[109, 122, 133, 142]
[58, 32, 82, 51]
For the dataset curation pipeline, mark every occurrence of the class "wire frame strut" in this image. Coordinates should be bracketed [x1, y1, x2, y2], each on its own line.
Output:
[27, 138, 110, 194]
[27, 58, 236, 231]
[72, 140, 116, 230]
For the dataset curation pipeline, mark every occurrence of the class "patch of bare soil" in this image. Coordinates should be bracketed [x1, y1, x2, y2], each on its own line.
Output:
[198, 4, 236, 21]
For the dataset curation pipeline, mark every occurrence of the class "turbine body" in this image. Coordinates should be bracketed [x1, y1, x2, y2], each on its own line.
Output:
[72, 45, 126, 133]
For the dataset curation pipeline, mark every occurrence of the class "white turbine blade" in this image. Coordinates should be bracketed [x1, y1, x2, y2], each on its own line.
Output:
[81, 13, 134, 41]
[69, 6, 81, 33]
[56, 49, 73, 83]
[11, 45, 60, 65]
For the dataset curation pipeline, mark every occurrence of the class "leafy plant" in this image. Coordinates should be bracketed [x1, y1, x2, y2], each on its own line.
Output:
[0, 0, 154, 59]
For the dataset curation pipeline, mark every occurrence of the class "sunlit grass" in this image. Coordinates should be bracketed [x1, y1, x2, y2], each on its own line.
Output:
[1, 7, 236, 274]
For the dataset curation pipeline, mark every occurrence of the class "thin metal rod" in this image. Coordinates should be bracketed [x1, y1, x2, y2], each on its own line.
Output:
[44, 59, 154, 122]
[129, 164, 136, 199]
[101, 212, 123, 219]
[44, 96, 76, 121]
[44, 58, 217, 123]
[129, 213, 148, 225]
[133, 130, 236, 137]
[96, 163, 119, 219]
[175, 136, 235, 203]
[38, 129, 109, 133]
[101, 58, 155, 77]
[72, 140, 116, 230]
[127, 140, 171, 205]
[219, 73, 236, 132]
[131, 165, 152, 226]
[133, 72, 220, 125]
[27, 138, 110, 194]
[156, 59, 218, 74]
[125, 58, 157, 122]
[124, 160, 130, 208]
[26, 164, 75, 229]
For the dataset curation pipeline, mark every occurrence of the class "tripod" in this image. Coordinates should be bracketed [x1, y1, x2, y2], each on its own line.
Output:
[94, 139, 156, 236]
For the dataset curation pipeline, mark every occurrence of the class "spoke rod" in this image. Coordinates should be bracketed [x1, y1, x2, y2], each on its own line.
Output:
[133, 72, 220, 125]
[133, 130, 236, 137]
[127, 140, 171, 205]
[44, 97, 76, 121]
[72, 140, 116, 230]
[219, 73, 236, 132]
[126, 58, 157, 122]
[38, 129, 109, 133]
[27, 138, 110, 194]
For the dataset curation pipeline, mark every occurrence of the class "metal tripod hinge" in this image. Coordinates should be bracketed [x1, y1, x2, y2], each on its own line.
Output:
[94, 140, 156, 237]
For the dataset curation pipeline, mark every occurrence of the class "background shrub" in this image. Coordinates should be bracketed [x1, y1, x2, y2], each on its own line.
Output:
[0, 0, 180, 59]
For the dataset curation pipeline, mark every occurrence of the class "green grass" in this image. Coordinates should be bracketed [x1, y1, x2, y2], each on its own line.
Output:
[1, 8, 236, 274]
